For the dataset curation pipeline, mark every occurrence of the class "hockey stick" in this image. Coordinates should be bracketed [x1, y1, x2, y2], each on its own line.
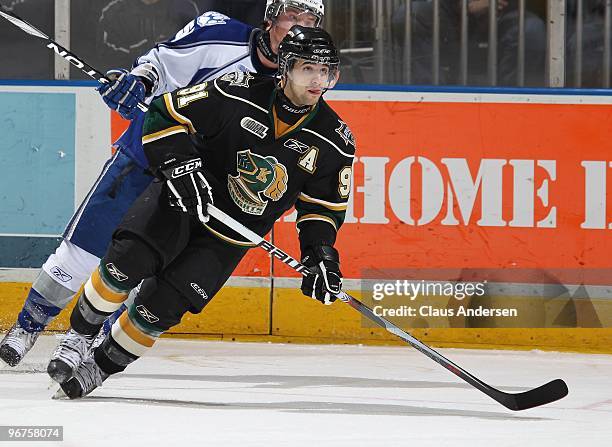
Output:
[207, 204, 568, 411]
[0, 5, 148, 112]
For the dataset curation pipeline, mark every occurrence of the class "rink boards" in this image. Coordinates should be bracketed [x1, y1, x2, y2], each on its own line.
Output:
[1, 81, 612, 352]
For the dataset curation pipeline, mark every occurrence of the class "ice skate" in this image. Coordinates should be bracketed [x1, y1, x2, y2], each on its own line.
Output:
[0, 321, 42, 367]
[57, 355, 108, 400]
[47, 329, 95, 384]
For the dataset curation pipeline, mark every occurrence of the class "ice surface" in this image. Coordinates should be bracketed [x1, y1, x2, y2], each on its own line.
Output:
[1, 336, 610, 447]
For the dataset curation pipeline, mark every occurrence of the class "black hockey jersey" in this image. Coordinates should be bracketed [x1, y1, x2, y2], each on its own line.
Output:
[142, 72, 356, 248]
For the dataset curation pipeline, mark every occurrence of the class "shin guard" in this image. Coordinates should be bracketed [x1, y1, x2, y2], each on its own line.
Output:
[95, 305, 162, 375]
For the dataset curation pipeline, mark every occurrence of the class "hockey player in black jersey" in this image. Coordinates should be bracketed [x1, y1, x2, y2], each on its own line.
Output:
[1, 1, 326, 369]
[48, 26, 356, 399]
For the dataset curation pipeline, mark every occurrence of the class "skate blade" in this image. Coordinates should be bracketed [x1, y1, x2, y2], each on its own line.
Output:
[51, 387, 68, 400]
[47, 376, 57, 390]
[0, 357, 9, 369]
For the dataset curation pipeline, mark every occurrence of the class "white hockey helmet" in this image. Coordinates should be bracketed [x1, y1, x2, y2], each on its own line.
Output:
[265, 0, 325, 27]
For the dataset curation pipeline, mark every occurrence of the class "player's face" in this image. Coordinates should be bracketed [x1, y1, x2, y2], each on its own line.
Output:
[284, 59, 339, 106]
[269, 7, 319, 54]
[276, 6, 319, 30]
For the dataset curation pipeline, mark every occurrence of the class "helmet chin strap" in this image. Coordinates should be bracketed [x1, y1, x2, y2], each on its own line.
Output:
[256, 29, 278, 64]
[277, 86, 313, 114]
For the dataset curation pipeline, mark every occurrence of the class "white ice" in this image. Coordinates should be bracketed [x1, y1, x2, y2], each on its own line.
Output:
[1, 336, 610, 447]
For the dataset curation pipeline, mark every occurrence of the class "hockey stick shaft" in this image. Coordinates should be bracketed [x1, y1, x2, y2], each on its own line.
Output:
[208, 204, 568, 410]
[0, 6, 148, 112]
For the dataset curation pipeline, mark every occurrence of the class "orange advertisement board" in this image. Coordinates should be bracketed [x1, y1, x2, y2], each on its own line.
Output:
[277, 95, 612, 282]
[113, 92, 612, 283]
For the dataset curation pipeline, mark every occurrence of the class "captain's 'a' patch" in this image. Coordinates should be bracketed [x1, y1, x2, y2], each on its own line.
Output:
[298, 146, 319, 174]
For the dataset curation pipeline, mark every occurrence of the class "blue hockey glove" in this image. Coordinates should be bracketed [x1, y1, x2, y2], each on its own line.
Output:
[301, 245, 342, 305]
[97, 69, 146, 120]
[160, 156, 213, 225]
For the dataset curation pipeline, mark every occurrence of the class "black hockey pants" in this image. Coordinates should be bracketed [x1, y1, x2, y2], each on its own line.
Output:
[103, 180, 249, 332]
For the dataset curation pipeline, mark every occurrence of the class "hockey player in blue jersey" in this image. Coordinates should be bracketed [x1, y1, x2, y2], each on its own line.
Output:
[0, 0, 325, 368]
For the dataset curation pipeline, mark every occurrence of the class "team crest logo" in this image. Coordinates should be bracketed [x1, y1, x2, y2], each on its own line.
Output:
[335, 120, 355, 147]
[197, 12, 229, 27]
[220, 71, 254, 88]
[228, 150, 288, 215]
[283, 139, 310, 154]
[172, 12, 229, 42]
[241, 117, 268, 139]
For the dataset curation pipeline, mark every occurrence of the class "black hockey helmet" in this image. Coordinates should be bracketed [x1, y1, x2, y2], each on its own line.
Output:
[278, 25, 339, 89]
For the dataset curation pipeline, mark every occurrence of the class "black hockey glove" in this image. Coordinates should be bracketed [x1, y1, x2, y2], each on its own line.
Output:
[160, 156, 213, 225]
[301, 245, 342, 305]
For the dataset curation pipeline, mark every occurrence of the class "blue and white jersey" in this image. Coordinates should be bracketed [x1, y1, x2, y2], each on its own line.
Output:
[114, 11, 276, 168]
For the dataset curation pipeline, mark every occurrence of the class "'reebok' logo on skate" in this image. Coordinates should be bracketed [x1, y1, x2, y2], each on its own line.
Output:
[228, 150, 288, 215]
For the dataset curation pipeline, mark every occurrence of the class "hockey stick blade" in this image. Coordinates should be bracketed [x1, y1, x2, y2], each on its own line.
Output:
[345, 295, 568, 410]
[493, 378, 568, 411]
[207, 204, 569, 411]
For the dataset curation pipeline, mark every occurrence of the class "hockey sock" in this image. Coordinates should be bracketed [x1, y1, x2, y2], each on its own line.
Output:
[100, 284, 137, 335]
[94, 304, 162, 375]
[70, 264, 130, 336]
[17, 289, 62, 332]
